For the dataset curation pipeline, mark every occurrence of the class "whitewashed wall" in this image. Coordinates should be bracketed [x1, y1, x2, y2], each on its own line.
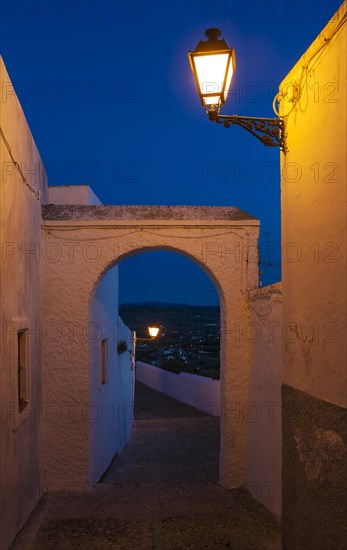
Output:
[246, 283, 282, 518]
[45, 185, 134, 485]
[136, 361, 220, 416]
[279, 5, 347, 546]
[0, 57, 47, 549]
[280, 4, 346, 410]
[89, 270, 134, 484]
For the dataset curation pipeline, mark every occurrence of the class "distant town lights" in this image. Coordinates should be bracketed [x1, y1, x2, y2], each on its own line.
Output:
[188, 28, 287, 152]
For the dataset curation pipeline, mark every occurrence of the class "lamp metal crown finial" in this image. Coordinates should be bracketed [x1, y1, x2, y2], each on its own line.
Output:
[205, 28, 222, 40]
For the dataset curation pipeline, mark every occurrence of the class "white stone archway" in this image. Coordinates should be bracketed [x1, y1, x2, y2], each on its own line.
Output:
[41, 205, 259, 490]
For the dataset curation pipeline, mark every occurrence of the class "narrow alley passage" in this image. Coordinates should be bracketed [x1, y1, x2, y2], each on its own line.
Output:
[103, 381, 220, 485]
[12, 383, 281, 549]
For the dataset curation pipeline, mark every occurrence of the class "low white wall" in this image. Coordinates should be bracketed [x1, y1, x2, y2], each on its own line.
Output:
[135, 361, 220, 416]
[246, 283, 282, 518]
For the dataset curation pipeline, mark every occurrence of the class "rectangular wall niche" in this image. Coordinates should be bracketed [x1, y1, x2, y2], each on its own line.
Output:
[101, 338, 108, 385]
[17, 329, 29, 412]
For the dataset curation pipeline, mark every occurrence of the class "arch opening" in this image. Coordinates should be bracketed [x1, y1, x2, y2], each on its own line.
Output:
[89, 246, 223, 485]
[90, 244, 227, 310]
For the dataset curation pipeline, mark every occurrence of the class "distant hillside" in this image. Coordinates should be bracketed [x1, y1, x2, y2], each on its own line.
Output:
[119, 303, 219, 333]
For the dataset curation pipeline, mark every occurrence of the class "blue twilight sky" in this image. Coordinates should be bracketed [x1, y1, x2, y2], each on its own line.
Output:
[0, 0, 340, 305]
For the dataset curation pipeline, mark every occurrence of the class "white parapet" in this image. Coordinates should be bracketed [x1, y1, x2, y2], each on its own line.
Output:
[135, 361, 220, 416]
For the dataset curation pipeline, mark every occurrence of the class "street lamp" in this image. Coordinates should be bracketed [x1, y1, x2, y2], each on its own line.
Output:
[148, 322, 160, 339]
[188, 28, 286, 152]
[188, 28, 236, 110]
[136, 322, 160, 342]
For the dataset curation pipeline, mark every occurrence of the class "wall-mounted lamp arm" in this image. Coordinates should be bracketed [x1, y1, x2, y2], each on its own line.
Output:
[208, 111, 287, 152]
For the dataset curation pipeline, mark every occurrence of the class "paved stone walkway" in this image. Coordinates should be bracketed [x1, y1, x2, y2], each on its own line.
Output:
[12, 382, 281, 549]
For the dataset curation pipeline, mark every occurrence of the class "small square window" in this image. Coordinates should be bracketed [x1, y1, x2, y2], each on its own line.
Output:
[17, 329, 29, 412]
[101, 338, 108, 385]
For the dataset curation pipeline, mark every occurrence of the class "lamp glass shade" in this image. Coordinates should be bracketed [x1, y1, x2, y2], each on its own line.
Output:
[193, 53, 232, 106]
[223, 58, 234, 102]
[189, 28, 235, 110]
[148, 324, 160, 338]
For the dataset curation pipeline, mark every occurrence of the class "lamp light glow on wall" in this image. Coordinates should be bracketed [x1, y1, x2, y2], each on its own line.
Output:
[188, 28, 286, 152]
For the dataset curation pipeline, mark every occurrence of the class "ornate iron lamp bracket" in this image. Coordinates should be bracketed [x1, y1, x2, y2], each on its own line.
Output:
[208, 111, 287, 153]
